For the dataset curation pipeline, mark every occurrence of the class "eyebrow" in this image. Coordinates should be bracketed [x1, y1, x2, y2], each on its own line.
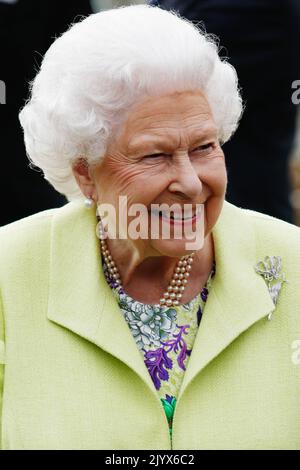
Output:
[127, 135, 176, 153]
[127, 126, 218, 153]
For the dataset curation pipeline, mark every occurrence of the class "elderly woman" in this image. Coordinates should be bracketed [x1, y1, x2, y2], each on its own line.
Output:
[0, 5, 299, 450]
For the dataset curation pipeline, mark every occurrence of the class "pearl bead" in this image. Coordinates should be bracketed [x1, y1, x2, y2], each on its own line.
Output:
[184, 272, 190, 278]
[182, 260, 187, 267]
[173, 286, 179, 293]
[84, 198, 94, 208]
[167, 286, 173, 292]
[176, 293, 182, 300]
[170, 293, 176, 299]
[187, 257, 193, 264]
[186, 265, 192, 272]
[174, 273, 179, 279]
[179, 285, 185, 292]
[182, 278, 188, 285]
[180, 267, 186, 273]
[107, 255, 112, 261]
[173, 300, 179, 306]
[166, 299, 173, 307]
[176, 279, 182, 286]
[178, 260, 183, 267]
[164, 292, 169, 299]
[178, 273, 184, 280]
[171, 279, 176, 286]
[175, 267, 181, 273]
[160, 298, 166, 304]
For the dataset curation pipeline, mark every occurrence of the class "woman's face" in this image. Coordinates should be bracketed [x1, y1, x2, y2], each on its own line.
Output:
[91, 90, 227, 258]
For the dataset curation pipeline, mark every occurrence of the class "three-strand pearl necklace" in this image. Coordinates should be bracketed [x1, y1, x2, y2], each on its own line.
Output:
[98, 219, 195, 308]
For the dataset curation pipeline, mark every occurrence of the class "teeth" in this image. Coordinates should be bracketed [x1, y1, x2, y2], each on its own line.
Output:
[172, 214, 195, 220]
[151, 207, 201, 220]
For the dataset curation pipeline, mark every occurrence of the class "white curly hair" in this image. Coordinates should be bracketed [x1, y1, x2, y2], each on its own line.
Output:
[19, 4, 243, 201]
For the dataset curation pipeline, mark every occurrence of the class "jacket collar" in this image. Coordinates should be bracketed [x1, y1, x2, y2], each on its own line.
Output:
[47, 200, 275, 402]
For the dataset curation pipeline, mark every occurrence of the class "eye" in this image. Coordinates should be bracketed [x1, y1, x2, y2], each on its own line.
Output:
[192, 143, 214, 153]
[143, 152, 166, 159]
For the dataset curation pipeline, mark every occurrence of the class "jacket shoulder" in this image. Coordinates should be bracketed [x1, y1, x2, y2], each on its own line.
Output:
[0, 207, 57, 249]
[242, 205, 300, 236]
[222, 201, 300, 253]
[0, 201, 84, 275]
[0, 206, 63, 279]
[233, 203, 300, 256]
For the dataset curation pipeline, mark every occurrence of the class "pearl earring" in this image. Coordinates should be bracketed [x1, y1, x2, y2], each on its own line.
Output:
[84, 196, 94, 208]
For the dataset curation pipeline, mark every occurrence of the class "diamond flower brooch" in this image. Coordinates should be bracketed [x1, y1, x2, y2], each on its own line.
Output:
[254, 256, 288, 320]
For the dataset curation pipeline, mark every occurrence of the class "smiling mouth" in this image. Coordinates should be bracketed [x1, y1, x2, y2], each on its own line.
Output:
[149, 206, 202, 221]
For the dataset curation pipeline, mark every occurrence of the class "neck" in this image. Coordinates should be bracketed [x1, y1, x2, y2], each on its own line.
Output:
[103, 232, 215, 290]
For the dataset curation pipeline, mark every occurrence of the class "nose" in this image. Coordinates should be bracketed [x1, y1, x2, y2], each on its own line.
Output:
[168, 154, 203, 200]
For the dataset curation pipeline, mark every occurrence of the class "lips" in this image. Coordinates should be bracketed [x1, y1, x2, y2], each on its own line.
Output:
[169, 211, 197, 220]
[151, 206, 201, 221]
[148, 206, 203, 228]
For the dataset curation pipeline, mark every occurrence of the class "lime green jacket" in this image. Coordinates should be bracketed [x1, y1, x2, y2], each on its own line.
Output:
[0, 200, 300, 450]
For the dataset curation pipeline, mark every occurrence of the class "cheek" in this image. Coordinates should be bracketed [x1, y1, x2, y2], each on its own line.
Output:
[200, 158, 227, 195]
[126, 169, 170, 206]
[97, 155, 169, 205]
[96, 152, 140, 195]
[200, 159, 227, 232]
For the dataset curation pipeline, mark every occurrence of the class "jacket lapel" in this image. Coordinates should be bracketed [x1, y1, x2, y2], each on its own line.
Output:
[177, 202, 275, 402]
[47, 201, 158, 398]
[47, 200, 275, 404]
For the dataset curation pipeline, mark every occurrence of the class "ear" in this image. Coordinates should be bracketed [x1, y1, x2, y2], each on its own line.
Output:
[72, 158, 97, 201]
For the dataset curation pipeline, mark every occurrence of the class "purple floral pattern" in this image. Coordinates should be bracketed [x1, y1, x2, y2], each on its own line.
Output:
[102, 258, 215, 432]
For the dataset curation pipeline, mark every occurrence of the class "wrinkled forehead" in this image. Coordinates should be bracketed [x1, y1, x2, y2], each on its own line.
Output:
[115, 90, 216, 149]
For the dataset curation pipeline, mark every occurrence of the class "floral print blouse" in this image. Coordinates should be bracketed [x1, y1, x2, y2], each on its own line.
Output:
[102, 257, 216, 439]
